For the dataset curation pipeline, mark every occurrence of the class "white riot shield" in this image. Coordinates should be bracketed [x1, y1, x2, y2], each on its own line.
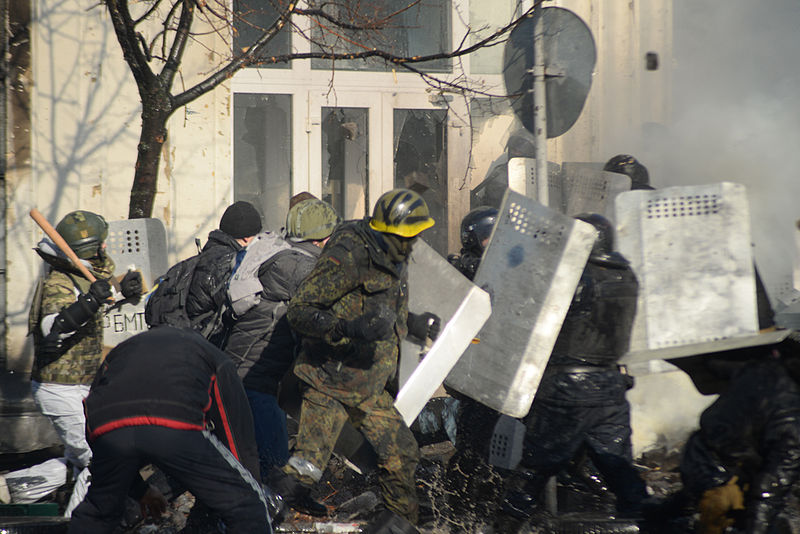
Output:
[615, 183, 784, 364]
[561, 162, 631, 221]
[507, 157, 564, 210]
[395, 240, 491, 426]
[444, 189, 597, 418]
[103, 218, 168, 347]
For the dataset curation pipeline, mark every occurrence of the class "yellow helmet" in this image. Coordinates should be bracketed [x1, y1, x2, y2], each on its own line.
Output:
[369, 188, 435, 238]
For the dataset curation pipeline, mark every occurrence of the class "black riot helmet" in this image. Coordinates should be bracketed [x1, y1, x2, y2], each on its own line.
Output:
[461, 206, 498, 255]
[603, 154, 652, 190]
[575, 213, 615, 260]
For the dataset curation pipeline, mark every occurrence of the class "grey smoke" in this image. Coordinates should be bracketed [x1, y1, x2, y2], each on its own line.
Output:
[639, 1, 800, 301]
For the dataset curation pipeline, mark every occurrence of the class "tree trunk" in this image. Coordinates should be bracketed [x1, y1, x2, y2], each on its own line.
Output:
[128, 91, 173, 219]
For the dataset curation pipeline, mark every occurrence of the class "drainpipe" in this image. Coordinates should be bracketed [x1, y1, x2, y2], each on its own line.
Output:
[0, 0, 8, 366]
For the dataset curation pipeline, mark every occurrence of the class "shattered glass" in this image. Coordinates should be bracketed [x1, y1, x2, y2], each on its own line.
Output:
[321, 107, 369, 220]
[233, 93, 292, 232]
[393, 109, 448, 255]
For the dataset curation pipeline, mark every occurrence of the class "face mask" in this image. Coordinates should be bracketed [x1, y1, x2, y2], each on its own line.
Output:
[382, 233, 417, 263]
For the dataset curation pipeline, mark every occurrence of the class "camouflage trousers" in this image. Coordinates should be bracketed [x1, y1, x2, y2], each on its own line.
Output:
[284, 386, 420, 523]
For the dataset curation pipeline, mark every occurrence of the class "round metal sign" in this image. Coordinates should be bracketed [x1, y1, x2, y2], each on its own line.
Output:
[503, 7, 596, 138]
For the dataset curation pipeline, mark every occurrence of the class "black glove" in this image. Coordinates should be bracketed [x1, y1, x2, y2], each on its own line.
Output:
[336, 306, 397, 342]
[407, 311, 441, 342]
[119, 270, 143, 299]
[88, 279, 113, 303]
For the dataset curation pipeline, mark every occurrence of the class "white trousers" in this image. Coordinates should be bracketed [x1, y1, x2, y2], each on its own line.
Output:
[31, 381, 92, 517]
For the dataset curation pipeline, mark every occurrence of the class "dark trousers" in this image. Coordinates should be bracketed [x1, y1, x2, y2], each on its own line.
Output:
[68, 426, 271, 534]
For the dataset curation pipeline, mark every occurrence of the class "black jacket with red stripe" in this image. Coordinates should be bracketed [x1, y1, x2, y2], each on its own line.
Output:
[83, 326, 261, 482]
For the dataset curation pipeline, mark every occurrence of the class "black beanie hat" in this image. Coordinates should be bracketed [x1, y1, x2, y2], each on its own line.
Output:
[219, 201, 262, 238]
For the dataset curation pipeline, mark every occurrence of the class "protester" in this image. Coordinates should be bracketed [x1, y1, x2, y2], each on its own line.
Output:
[272, 189, 440, 533]
[186, 200, 262, 346]
[28, 210, 142, 516]
[68, 327, 270, 534]
[225, 197, 340, 477]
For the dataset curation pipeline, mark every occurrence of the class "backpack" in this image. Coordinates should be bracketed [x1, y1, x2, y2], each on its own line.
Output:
[228, 231, 314, 317]
[145, 252, 229, 339]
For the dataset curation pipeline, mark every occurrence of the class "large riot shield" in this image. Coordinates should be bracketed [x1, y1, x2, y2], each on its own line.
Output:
[103, 219, 168, 347]
[561, 162, 631, 221]
[615, 183, 787, 364]
[395, 240, 491, 426]
[445, 189, 597, 418]
[507, 157, 563, 209]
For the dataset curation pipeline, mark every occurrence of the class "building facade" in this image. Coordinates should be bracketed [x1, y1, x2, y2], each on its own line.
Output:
[5, 0, 672, 369]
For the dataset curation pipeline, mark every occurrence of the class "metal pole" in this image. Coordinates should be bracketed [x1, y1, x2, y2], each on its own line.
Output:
[532, 6, 548, 206]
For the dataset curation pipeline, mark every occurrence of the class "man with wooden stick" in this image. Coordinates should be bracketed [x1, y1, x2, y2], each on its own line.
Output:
[28, 210, 143, 516]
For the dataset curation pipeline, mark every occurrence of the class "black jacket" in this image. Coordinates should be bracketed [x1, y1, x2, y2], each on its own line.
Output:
[84, 327, 261, 481]
[226, 241, 320, 395]
[680, 356, 800, 533]
[187, 229, 242, 324]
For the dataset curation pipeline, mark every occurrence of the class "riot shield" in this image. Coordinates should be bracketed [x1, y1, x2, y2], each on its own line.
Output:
[444, 189, 597, 418]
[507, 157, 563, 209]
[615, 183, 786, 364]
[395, 240, 491, 426]
[102, 218, 168, 347]
[561, 162, 631, 221]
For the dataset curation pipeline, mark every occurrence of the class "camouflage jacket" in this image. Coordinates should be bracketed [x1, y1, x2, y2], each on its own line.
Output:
[287, 220, 409, 406]
[29, 255, 115, 385]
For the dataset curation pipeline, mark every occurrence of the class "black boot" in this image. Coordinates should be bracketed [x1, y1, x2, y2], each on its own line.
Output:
[362, 510, 419, 534]
[268, 469, 328, 517]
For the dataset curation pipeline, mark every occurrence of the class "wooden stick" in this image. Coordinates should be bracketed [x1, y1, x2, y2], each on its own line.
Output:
[30, 208, 97, 282]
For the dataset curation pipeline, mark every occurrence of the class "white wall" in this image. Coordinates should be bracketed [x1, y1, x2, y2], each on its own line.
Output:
[7, 0, 232, 370]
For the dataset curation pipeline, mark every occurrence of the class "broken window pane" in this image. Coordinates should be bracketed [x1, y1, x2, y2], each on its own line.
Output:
[393, 109, 448, 255]
[309, 0, 451, 72]
[322, 108, 369, 220]
[233, 0, 291, 69]
[233, 94, 292, 232]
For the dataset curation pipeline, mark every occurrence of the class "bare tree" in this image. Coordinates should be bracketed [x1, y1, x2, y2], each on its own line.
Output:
[104, 0, 532, 218]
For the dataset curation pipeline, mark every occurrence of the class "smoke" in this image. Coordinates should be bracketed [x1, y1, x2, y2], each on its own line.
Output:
[640, 0, 800, 301]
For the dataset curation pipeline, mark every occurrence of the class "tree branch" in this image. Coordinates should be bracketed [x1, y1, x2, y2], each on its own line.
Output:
[105, 0, 157, 88]
[160, 0, 194, 88]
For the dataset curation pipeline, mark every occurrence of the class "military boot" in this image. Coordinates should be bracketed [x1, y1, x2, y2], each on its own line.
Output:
[268, 468, 328, 517]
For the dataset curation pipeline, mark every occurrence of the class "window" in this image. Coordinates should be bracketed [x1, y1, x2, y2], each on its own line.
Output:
[469, 0, 521, 74]
[393, 109, 448, 254]
[321, 108, 369, 220]
[233, 94, 292, 231]
[233, 0, 291, 69]
[309, 0, 452, 72]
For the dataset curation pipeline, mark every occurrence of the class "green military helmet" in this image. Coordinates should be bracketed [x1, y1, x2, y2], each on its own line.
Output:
[55, 210, 108, 259]
[369, 188, 435, 238]
[286, 198, 341, 242]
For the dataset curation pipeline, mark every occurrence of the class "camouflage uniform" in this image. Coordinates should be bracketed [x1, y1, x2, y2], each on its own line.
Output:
[30, 256, 114, 384]
[285, 219, 420, 522]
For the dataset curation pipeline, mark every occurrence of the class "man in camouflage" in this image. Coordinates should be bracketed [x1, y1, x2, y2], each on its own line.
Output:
[275, 189, 441, 533]
[28, 210, 142, 516]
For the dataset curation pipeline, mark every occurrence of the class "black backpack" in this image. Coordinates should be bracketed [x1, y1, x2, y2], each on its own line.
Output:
[144, 254, 227, 339]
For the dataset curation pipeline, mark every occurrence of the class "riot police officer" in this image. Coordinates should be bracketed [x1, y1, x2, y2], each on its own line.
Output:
[448, 206, 498, 280]
[504, 213, 649, 520]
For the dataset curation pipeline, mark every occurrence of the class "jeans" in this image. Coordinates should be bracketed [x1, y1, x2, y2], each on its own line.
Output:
[246, 389, 289, 477]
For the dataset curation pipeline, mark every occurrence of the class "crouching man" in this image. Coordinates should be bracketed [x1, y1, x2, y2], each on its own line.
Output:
[68, 327, 271, 534]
